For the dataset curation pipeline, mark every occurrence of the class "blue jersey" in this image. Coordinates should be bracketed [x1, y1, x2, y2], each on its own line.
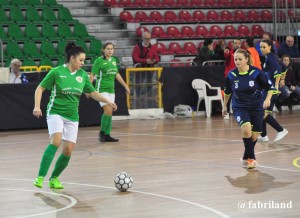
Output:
[262, 53, 282, 86]
[224, 66, 275, 110]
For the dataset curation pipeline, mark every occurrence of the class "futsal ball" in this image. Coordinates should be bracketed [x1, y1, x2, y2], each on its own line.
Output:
[114, 172, 133, 192]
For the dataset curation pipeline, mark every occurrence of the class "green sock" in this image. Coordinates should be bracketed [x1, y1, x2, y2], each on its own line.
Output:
[101, 114, 110, 134]
[106, 116, 112, 135]
[50, 153, 71, 179]
[38, 144, 58, 177]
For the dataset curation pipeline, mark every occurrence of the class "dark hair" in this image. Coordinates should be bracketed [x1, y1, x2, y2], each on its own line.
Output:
[235, 49, 253, 65]
[261, 39, 275, 54]
[246, 37, 254, 47]
[102, 42, 115, 59]
[65, 41, 85, 63]
[204, 38, 213, 46]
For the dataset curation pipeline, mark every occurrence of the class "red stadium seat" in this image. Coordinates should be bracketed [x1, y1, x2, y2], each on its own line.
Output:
[247, 9, 260, 21]
[198, 41, 204, 49]
[154, 42, 172, 55]
[237, 24, 250, 36]
[164, 11, 178, 22]
[134, 11, 150, 22]
[104, 0, 118, 7]
[181, 26, 195, 37]
[119, 0, 134, 6]
[277, 10, 286, 20]
[152, 26, 169, 38]
[162, 0, 176, 6]
[190, 0, 204, 6]
[217, 0, 231, 6]
[178, 10, 192, 22]
[167, 26, 182, 38]
[136, 26, 149, 37]
[203, 0, 217, 7]
[176, 0, 190, 6]
[120, 11, 135, 22]
[168, 42, 186, 54]
[220, 10, 233, 21]
[192, 10, 206, 21]
[149, 11, 164, 22]
[247, 0, 258, 6]
[234, 10, 246, 21]
[183, 42, 198, 55]
[195, 25, 209, 37]
[133, 0, 148, 7]
[231, 0, 245, 6]
[148, 0, 163, 6]
[241, 41, 247, 50]
[260, 0, 272, 7]
[223, 25, 238, 37]
[251, 24, 264, 37]
[209, 25, 223, 37]
[261, 10, 272, 21]
[206, 10, 219, 21]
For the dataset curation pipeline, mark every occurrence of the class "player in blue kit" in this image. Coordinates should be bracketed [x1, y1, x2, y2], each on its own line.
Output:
[222, 49, 275, 169]
[258, 39, 288, 143]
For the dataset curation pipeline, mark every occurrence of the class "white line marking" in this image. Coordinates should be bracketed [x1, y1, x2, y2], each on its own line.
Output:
[0, 178, 229, 218]
[0, 188, 77, 218]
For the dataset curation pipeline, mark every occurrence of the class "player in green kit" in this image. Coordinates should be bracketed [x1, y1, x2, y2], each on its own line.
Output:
[90, 42, 130, 142]
[33, 42, 117, 189]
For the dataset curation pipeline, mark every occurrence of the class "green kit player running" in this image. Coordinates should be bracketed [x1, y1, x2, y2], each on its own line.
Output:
[33, 42, 117, 189]
[90, 42, 130, 142]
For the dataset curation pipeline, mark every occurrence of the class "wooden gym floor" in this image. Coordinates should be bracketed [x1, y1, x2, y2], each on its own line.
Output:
[1, 110, 300, 218]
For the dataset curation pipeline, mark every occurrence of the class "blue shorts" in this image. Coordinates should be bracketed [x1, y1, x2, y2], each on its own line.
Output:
[233, 109, 264, 133]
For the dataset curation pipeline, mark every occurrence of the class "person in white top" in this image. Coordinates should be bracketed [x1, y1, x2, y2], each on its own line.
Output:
[9, 59, 23, 84]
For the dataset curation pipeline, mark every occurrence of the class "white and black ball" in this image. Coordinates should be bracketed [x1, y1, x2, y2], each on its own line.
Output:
[114, 172, 133, 192]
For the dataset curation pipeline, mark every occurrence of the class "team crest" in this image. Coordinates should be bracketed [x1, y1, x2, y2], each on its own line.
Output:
[76, 76, 83, 83]
[249, 80, 254, 87]
[237, 116, 241, 122]
[112, 62, 117, 66]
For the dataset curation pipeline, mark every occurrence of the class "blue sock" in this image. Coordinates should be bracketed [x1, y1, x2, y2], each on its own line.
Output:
[243, 137, 255, 160]
[265, 114, 284, 132]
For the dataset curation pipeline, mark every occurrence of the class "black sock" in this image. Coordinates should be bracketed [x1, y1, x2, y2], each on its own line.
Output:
[265, 114, 284, 132]
[261, 120, 267, 137]
[243, 137, 255, 160]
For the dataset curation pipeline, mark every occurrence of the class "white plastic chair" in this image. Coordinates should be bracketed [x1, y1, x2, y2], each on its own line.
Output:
[192, 79, 224, 117]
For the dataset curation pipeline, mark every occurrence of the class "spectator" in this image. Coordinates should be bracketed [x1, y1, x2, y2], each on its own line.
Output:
[214, 39, 225, 60]
[278, 36, 300, 58]
[9, 59, 28, 84]
[132, 32, 159, 67]
[276, 54, 300, 111]
[224, 38, 241, 77]
[194, 38, 216, 66]
[245, 37, 261, 69]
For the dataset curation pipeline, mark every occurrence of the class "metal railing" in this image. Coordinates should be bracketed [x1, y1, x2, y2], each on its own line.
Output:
[0, 39, 3, 68]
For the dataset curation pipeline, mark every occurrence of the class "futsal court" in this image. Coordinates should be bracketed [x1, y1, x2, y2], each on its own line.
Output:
[1, 110, 300, 218]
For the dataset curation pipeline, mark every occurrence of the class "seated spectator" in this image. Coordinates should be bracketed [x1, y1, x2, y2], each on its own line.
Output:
[276, 54, 300, 111]
[245, 37, 261, 69]
[194, 38, 216, 66]
[9, 59, 28, 84]
[132, 31, 159, 67]
[214, 39, 225, 60]
[278, 36, 300, 58]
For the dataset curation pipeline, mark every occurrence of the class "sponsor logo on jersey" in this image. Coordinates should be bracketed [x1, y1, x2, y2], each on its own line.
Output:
[76, 76, 83, 83]
[60, 76, 67, 78]
[107, 69, 117, 75]
[112, 62, 117, 66]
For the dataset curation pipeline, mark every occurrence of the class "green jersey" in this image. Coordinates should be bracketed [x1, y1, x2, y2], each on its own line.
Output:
[40, 65, 95, 122]
[91, 56, 119, 94]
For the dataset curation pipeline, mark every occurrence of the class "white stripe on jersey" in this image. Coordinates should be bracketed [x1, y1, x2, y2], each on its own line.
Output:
[96, 70, 102, 92]
[47, 84, 56, 116]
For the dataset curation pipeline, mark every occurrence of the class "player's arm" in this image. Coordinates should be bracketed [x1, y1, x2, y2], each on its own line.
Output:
[222, 76, 232, 116]
[257, 71, 275, 108]
[116, 73, 130, 94]
[89, 91, 118, 111]
[33, 85, 45, 118]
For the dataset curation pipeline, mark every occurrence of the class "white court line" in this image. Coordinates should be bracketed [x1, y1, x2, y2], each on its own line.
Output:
[0, 178, 229, 218]
[256, 146, 300, 172]
[0, 188, 77, 218]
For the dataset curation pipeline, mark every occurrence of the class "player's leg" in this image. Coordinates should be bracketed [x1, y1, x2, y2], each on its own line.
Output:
[34, 115, 63, 188]
[49, 118, 78, 189]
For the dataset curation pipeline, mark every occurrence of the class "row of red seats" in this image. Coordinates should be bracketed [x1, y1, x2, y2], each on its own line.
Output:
[105, 0, 275, 8]
[120, 9, 280, 23]
[136, 24, 264, 39]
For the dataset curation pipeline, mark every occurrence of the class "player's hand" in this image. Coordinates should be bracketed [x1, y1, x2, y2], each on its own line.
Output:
[108, 102, 118, 111]
[85, 93, 90, 99]
[263, 99, 271, 109]
[146, 59, 154, 64]
[33, 107, 42, 118]
[125, 86, 130, 95]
